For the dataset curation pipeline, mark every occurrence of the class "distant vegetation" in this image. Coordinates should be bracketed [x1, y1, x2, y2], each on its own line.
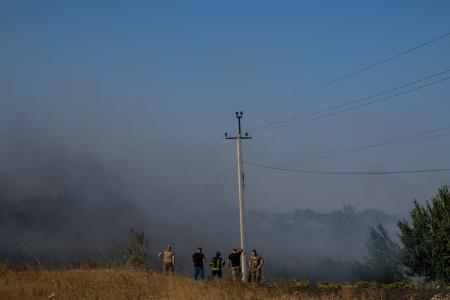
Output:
[364, 224, 404, 283]
[359, 185, 450, 284]
[1, 186, 449, 286]
[398, 186, 450, 284]
[87, 185, 450, 285]
[123, 229, 149, 269]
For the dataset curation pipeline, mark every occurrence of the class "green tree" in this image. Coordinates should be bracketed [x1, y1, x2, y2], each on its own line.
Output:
[114, 246, 127, 268]
[364, 224, 404, 282]
[398, 186, 450, 283]
[126, 229, 149, 269]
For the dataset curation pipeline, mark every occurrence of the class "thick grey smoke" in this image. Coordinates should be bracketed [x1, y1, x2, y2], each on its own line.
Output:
[0, 87, 239, 266]
[0, 81, 409, 279]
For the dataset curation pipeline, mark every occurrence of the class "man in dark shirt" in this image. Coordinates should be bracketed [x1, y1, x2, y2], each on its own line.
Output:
[228, 247, 243, 281]
[192, 247, 206, 280]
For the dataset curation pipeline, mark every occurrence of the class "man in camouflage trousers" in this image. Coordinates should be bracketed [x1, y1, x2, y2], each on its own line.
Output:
[158, 245, 175, 275]
[248, 249, 264, 283]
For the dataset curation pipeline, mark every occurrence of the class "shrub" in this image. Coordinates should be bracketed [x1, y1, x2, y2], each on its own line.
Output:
[398, 186, 450, 283]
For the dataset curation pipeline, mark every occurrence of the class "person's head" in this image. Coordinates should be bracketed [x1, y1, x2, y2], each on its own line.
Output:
[167, 245, 172, 251]
[215, 251, 221, 257]
[232, 247, 237, 253]
[197, 247, 202, 253]
[252, 249, 257, 256]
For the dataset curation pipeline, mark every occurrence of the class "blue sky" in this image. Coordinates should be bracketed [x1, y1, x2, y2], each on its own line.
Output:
[1, 1, 450, 214]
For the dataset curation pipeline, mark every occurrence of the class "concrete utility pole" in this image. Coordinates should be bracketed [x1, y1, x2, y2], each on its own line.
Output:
[225, 111, 252, 282]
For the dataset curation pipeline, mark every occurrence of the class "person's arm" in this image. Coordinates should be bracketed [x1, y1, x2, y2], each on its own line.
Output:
[257, 257, 264, 269]
[172, 253, 175, 265]
[158, 251, 163, 259]
[203, 255, 206, 266]
[228, 258, 231, 268]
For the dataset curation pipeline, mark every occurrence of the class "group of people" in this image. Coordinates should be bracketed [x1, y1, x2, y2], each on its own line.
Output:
[158, 246, 264, 283]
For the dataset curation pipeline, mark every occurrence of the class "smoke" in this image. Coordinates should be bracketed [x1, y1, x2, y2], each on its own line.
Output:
[0, 83, 240, 266]
[0, 79, 408, 280]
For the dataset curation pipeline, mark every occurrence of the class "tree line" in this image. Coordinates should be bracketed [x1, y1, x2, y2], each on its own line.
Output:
[365, 185, 450, 284]
[83, 186, 450, 284]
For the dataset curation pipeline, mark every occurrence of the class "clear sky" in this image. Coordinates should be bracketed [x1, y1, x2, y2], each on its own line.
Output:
[1, 0, 450, 215]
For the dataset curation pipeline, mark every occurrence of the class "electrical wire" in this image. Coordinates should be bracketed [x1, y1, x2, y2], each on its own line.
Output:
[196, 32, 450, 162]
[204, 166, 236, 192]
[249, 124, 450, 164]
[255, 75, 450, 133]
[250, 68, 450, 131]
[247, 32, 450, 110]
[246, 162, 450, 176]
[190, 116, 233, 166]
[283, 132, 450, 167]
[197, 33, 450, 189]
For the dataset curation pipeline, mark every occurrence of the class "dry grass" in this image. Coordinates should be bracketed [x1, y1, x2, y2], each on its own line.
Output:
[1, 262, 449, 300]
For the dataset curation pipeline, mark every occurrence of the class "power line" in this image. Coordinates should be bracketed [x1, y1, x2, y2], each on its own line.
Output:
[196, 33, 450, 163]
[190, 116, 233, 166]
[248, 149, 337, 162]
[249, 124, 450, 164]
[207, 142, 233, 164]
[195, 32, 450, 163]
[198, 33, 450, 188]
[189, 136, 223, 168]
[250, 68, 450, 131]
[255, 75, 450, 133]
[246, 162, 450, 176]
[283, 132, 450, 167]
[280, 125, 450, 166]
[247, 32, 450, 110]
[204, 166, 236, 192]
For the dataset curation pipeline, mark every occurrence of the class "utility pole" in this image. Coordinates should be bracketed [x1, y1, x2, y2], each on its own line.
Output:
[225, 111, 252, 282]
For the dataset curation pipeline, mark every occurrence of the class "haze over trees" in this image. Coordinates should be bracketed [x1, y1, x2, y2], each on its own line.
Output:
[364, 224, 404, 283]
[361, 185, 450, 284]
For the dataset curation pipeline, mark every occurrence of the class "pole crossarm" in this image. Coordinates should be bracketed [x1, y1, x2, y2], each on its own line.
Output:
[225, 135, 252, 140]
[225, 111, 252, 140]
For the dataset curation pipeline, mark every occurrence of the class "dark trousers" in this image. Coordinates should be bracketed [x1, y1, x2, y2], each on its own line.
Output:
[211, 270, 222, 278]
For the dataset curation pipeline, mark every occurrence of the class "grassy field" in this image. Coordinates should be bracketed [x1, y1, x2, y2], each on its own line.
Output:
[1, 263, 449, 299]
